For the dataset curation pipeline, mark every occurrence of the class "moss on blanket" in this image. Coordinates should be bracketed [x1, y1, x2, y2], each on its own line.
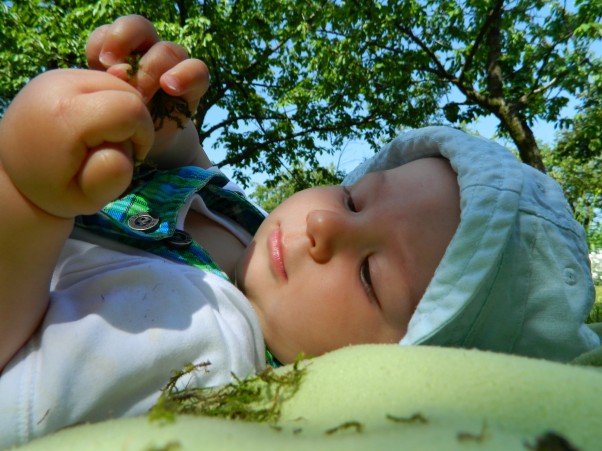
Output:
[149, 358, 306, 424]
[14, 345, 602, 451]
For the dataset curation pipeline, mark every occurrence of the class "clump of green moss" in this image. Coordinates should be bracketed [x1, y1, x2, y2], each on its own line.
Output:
[149, 358, 307, 424]
[126, 53, 192, 131]
[149, 90, 192, 130]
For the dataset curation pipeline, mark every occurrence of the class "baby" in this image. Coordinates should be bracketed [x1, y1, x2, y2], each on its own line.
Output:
[0, 15, 598, 448]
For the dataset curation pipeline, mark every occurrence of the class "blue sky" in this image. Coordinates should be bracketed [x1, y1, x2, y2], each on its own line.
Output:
[202, 0, 599, 186]
[204, 105, 570, 186]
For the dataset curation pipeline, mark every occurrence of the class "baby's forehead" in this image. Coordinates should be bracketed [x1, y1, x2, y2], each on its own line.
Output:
[352, 157, 457, 193]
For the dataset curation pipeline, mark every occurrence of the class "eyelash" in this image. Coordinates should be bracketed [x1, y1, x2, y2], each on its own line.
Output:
[344, 188, 378, 305]
[361, 260, 378, 305]
[344, 187, 357, 212]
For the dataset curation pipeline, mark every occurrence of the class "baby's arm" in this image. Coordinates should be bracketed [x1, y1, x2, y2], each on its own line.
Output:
[85, 15, 213, 169]
[0, 69, 154, 370]
[0, 15, 212, 371]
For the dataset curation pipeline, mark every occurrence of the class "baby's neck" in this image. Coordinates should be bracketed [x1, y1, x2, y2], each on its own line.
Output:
[184, 211, 246, 280]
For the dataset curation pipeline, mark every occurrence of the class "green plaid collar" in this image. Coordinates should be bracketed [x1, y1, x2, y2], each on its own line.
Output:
[75, 166, 265, 281]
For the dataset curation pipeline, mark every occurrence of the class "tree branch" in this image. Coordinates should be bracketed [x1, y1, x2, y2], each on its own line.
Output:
[203, 17, 310, 113]
[513, 11, 575, 109]
[484, 0, 505, 99]
[393, 22, 453, 82]
[217, 116, 377, 167]
[459, 0, 505, 86]
[201, 112, 289, 138]
[175, 0, 188, 26]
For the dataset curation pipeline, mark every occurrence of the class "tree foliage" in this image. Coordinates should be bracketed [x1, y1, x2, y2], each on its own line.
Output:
[1, 0, 601, 189]
[251, 163, 344, 213]
[316, 0, 602, 171]
[544, 144, 602, 249]
[1, 0, 395, 187]
[548, 74, 602, 249]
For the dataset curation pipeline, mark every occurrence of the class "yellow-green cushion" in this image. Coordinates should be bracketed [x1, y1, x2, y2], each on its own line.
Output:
[15, 345, 602, 450]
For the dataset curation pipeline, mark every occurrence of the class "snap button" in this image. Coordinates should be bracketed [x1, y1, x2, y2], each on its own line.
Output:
[165, 229, 193, 249]
[563, 267, 577, 286]
[128, 212, 160, 232]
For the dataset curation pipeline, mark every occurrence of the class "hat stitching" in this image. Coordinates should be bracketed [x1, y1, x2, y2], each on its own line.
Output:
[463, 217, 536, 353]
[410, 183, 513, 345]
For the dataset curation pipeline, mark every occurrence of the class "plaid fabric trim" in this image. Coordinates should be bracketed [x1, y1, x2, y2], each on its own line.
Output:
[75, 166, 265, 281]
[265, 348, 282, 368]
[200, 183, 264, 236]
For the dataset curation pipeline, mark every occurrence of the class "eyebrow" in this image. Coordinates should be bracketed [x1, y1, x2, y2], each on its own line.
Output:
[356, 170, 386, 200]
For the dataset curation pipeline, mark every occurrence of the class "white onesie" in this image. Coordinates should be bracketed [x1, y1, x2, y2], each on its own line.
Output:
[0, 168, 266, 448]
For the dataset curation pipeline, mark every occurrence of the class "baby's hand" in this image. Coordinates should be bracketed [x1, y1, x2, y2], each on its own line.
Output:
[0, 69, 154, 218]
[86, 15, 211, 168]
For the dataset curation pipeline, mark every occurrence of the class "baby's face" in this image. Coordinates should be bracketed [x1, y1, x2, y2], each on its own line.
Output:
[236, 158, 460, 363]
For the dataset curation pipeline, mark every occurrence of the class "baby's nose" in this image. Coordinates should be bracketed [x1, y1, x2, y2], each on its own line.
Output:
[306, 210, 355, 263]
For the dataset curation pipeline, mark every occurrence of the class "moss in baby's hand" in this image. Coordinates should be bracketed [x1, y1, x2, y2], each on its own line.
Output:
[126, 53, 142, 80]
[149, 90, 192, 130]
[126, 53, 192, 131]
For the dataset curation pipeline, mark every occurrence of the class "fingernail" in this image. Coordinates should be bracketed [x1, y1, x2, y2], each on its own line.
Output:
[162, 74, 181, 94]
[99, 52, 118, 66]
[141, 91, 151, 104]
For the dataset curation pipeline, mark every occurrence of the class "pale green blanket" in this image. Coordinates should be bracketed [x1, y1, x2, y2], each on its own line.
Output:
[14, 336, 602, 451]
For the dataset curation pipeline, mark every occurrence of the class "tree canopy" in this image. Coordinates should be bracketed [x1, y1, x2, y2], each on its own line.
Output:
[1, 0, 601, 241]
[251, 163, 344, 212]
[547, 74, 602, 248]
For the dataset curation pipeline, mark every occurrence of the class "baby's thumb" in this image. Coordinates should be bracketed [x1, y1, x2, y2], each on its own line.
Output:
[77, 142, 136, 213]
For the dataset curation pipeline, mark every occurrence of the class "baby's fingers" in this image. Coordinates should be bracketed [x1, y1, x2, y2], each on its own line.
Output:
[77, 142, 135, 210]
[144, 57, 210, 136]
[131, 41, 191, 103]
[86, 15, 159, 69]
[74, 90, 155, 210]
[159, 58, 210, 111]
[79, 89, 154, 160]
[86, 24, 110, 70]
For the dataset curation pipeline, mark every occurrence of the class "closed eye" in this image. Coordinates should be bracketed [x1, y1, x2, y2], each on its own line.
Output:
[343, 187, 357, 212]
[361, 259, 379, 306]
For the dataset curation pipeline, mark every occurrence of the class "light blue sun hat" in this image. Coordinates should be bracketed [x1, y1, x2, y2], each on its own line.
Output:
[344, 126, 599, 361]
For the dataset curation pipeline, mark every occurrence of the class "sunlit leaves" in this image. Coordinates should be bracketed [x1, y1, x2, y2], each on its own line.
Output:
[1, 0, 601, 192]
